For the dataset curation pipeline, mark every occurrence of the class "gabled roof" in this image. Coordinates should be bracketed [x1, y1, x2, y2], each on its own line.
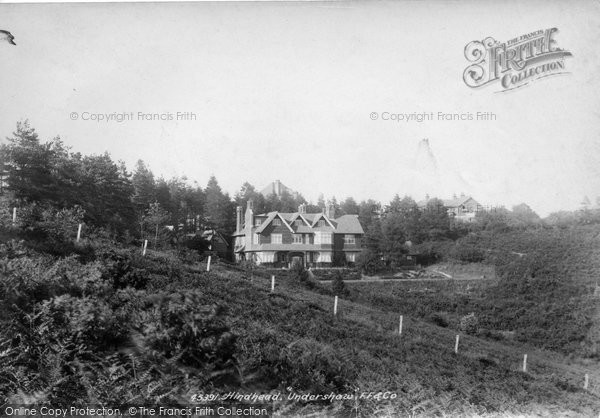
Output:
[418, 195, 478, 208]
[311, 212, 335, 228]
[254, 211, 294, 233]
[333, 214, 364, 234]
[443, 196, 478, 208]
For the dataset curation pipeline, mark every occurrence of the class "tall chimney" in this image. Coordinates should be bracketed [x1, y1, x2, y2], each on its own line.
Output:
[245, 199, 254, 230]
[236, 206, 242, 232]
[325, 203, 335, 219]
[298, 203, 306, 214]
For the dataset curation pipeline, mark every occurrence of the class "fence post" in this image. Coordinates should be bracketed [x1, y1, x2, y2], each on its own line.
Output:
[206, 245, 212, 272]
[76, 223, 82, 242]
[12, 207, 16, 225]
[142, 239, 148, 256]
[454, 335, 460, 354]
[522, 354, 527, 372]
[584, 373, 589, 390]
[271, 275, 275, 292]
[399, 315, 403, 335]
[334, 296, 338, 316]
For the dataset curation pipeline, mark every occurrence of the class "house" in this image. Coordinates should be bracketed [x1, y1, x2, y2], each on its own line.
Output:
[201, 229, 230, 259]
[259, 179, 299, 199]
[418, 193, 483, 222]
[232, 200, 364, 267]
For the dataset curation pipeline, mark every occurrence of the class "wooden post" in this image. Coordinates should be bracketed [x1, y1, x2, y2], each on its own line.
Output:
[142, 239, 148, 256]
[271, 275, 275, 292]
[454, 335, 460, 354]
[207, 245, 212, 272]
[334, 296, 338, 316]
[522, 354, 527, 372]
[399, 315, 403, 335]
[584, 373, 589, 390]
[76, 223, 82, 242]
[12, 207, 16, 225]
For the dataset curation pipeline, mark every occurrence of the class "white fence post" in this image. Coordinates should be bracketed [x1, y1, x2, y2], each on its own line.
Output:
[76, 223, 82, 242]
[271, 275, 275, 292]
[584, 373, 589, 390]
[12, 207, 16, 225]
[206, 245, 212, 272]
[454, 335, 460, 354]
[334, 296, 338, 316]
[399, 315, 403, 335]
[522, 354, 527, 372]
[142, 239, 148, 256]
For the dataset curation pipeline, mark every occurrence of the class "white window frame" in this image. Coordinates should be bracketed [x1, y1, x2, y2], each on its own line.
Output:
[253, 233, 260, 245]
[344, 234, 356, 245]
[271, 233, 282, 244]
[293, 234, 302, 244]
[255, 218, 262, 226]
[273, 218, 281, 226]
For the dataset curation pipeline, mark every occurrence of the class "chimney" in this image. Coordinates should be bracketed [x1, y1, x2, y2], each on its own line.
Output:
[245, 199, 254, 230]
[298, 203, 306, 214]
[236, 206, 243, 232]
[325, 203, 335, 219]
[460, 192, 465, 198]
[453, 193, 457, 199]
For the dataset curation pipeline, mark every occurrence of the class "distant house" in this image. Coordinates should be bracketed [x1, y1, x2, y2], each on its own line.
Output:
[259, 179, 299, 199]
[232, 200, 364, 267]
[200, 229, 230, 259]
[419, 194, 482, 222]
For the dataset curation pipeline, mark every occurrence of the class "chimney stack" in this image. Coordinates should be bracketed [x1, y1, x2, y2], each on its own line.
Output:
[236, 206, 243, 232]
[325, 203, 335, 219]
[298, 203, 306, 214]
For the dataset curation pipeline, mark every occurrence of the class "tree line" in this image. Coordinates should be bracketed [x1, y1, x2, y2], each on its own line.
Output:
[1, 121, 597, 260]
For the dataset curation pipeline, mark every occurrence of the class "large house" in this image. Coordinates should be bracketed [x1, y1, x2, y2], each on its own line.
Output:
[232, 200, 364, 267]
[419, 194, 483, 222]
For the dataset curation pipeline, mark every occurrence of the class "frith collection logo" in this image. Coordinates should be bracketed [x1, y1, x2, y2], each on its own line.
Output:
[463, 28, 572, 92]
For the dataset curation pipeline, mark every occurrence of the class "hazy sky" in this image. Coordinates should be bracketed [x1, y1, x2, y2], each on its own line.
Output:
[1, 1, 599, 216]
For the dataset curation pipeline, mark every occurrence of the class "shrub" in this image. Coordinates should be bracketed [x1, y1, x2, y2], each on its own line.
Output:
[428, 312, 450, 328]
[331, 271, 349, 297]
[460, 312, 479, 335]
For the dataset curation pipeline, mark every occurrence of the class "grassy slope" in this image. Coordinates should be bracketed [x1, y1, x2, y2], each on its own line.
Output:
[199, 262, 600, 417]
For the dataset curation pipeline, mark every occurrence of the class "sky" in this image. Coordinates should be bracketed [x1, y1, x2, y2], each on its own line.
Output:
[1, 0, 599, 216]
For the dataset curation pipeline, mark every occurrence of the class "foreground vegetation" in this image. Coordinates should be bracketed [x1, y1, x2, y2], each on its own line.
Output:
[2, 228, 600, 417]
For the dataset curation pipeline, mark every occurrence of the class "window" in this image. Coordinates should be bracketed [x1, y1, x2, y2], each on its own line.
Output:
[293, 234, 302, 244]
[295, 220, 302, 226]
[318, 220, 326, 227]
[314, 232, 332, 245]
[344, 234, 356, 245]
[346, 253, 356, 262]
[255, 218, 262, 226]
[273, 218, 281, 226]
[253, 234, 260, 245]
[271, 233, 282, 244]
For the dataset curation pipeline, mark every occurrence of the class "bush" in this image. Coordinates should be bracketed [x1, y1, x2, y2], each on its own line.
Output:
[331, 271, 349, 297]
[460, 312, 479, 335]
[428, 312, 450, 328]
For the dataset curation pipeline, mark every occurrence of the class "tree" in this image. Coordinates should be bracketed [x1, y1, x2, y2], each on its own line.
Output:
[340, 197, 359, 215]
[509, 203, 542, 229]
[143, 202, 171, 248]
[204, 176, 235, 234]
[2, 121, 57, 203]
[419, 198, 450, 241]
[132, 160, 156, 236]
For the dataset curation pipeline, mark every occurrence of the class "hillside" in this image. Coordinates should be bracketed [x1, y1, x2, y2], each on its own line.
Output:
[2, 236, 600, 417]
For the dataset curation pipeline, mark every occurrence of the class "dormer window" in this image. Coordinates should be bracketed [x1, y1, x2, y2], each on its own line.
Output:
[295, 220, 302, 226]
[273, 218, 281, 226]
[255, 218, 262, 226]
[318, 220, 325, 227]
